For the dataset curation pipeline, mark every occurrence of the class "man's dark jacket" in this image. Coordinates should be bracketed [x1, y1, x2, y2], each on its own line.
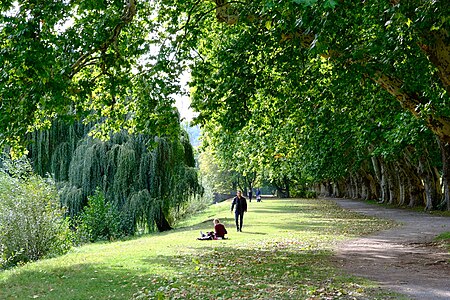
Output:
[231, 196, 247, 213]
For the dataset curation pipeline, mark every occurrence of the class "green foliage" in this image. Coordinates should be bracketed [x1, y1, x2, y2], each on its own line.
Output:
[0, 0, 182, 156]
[292, 0, 337, 9]
[435, 232, 450, 240]
[291, 187, 317, 199]
[77, 189, 122, 242]
[28, 122, 203, 235]
[168, 0, 449, 206]
[172, 192, 212, 222]
[0, 157, 71, 269]
[2, 0, 449, 210]
[199, 145, 235, 197]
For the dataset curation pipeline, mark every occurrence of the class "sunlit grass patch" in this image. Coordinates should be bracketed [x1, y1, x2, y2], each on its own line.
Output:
[435, 232, 450, 252]
[0, 198, 400, 299]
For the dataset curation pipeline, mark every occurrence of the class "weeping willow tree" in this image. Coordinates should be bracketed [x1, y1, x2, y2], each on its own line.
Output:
[28, 121, 202, 234]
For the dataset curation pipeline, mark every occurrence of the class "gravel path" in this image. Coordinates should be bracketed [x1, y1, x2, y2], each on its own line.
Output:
[331, 198, 450, 300]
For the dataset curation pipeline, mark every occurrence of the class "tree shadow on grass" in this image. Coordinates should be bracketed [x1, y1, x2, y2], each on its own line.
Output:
[176, 213, 375, 242]
[237, 230, 267, 235]
[198, 217, 235, 224]
[0, 247, 330, 299]
[249, 206, 314, 214]
[136, 245, 400, 299]
[0, 262, 152, 300]
[0, 245, 401, 300]
[138, 246, 333, 298]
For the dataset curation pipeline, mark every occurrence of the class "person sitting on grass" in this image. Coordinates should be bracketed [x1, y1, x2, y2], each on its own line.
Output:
[197, 219, 228, 240]
[213, 218, 227, 239]
[198, 231, 215, 240]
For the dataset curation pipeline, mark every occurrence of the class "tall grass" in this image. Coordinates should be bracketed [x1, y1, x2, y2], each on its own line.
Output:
[0, 198, 401, 299]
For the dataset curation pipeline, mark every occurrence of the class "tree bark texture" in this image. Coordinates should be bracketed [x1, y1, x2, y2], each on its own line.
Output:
[395, 162, 406, 206]
[439, 141, 450, 210]
[379, 158, 389, 203]
[418, 154, 441, 210]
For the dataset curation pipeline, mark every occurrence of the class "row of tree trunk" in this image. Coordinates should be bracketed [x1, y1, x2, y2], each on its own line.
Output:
[317, 143, 450, 211]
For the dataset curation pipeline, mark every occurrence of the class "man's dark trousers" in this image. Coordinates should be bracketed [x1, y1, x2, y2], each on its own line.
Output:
[235, 210, 244, 231]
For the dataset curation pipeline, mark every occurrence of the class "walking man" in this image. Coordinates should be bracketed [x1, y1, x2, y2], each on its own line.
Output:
[231, 190, 247, 232]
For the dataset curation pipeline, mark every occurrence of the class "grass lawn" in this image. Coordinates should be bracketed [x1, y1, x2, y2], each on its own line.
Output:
[0, 198, 400, 299]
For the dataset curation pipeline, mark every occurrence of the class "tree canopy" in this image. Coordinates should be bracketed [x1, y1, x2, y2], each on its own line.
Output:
[1, 1, 449, 209]
[0, 0, 181, 156]
[179, 0, 449, 208]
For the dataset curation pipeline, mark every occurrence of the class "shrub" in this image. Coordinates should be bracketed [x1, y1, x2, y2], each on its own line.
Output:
[77, 190, 122, 242]
[0, 159, 72, 269]
[291, 187, 317, 199]
[172, 194, 211, 225]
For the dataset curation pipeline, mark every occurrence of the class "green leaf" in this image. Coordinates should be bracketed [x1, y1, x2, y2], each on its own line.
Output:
[324, 0, 338, 9]
[292, 0, 318, 7]
[405, 18, 412, 27]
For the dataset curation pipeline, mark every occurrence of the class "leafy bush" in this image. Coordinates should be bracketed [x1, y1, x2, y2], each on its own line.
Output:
[77, 190, 122, 242]
[171, 194, 211, 225]
[0, 159, 72, 269]
[291, 187, 318, 199]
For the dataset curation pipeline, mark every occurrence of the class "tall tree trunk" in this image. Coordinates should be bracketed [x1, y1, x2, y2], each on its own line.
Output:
[334, 179, 346, 198]
[155, 207, 172, 232]
[385, 162, 398, 205]
[344, 177, 351, 198]
[349, 175, 355, 198]
[284, 176, 290, 198]
[395, 162, 406, 206]
[274, 180, 289, 198]
[332, 181, 340, 197]
[405, 168, 424, 208]
[354, 174, 361, 199]
[339, 179, 347, 198]
[418, 156, 439, 211]
[359, 171, 371, 200]
[360, 173, 369, 200]
[326, 181, 332, 197]
[379, 158, 389, 203]
[440, 141, 450, 210]
[401, 147, 425, 208]
[315, 183, 321, 196]
[418, 29, 450, 95]
[432, 166, 443, 208]
[361, 164, 375, 200]
[371, 155, 382, 201]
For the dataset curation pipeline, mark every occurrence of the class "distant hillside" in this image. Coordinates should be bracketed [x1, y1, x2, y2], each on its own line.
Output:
[182, 122, 201, 147]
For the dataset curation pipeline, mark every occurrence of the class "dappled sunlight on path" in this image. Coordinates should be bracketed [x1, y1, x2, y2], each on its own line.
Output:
[331, 198, 450, 300]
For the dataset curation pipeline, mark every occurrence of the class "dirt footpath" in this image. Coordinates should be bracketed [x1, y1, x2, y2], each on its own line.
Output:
[330, 198, 450, 300]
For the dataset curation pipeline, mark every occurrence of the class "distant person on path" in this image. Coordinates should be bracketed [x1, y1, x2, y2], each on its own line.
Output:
[231, 190, 247, 232]
[248, 188, 253, 202]
[256, 188, 262, 202]
[214, 218, 227, 239]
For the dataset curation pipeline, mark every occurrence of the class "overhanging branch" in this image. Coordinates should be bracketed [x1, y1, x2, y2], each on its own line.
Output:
[69, 0, 137, 78]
